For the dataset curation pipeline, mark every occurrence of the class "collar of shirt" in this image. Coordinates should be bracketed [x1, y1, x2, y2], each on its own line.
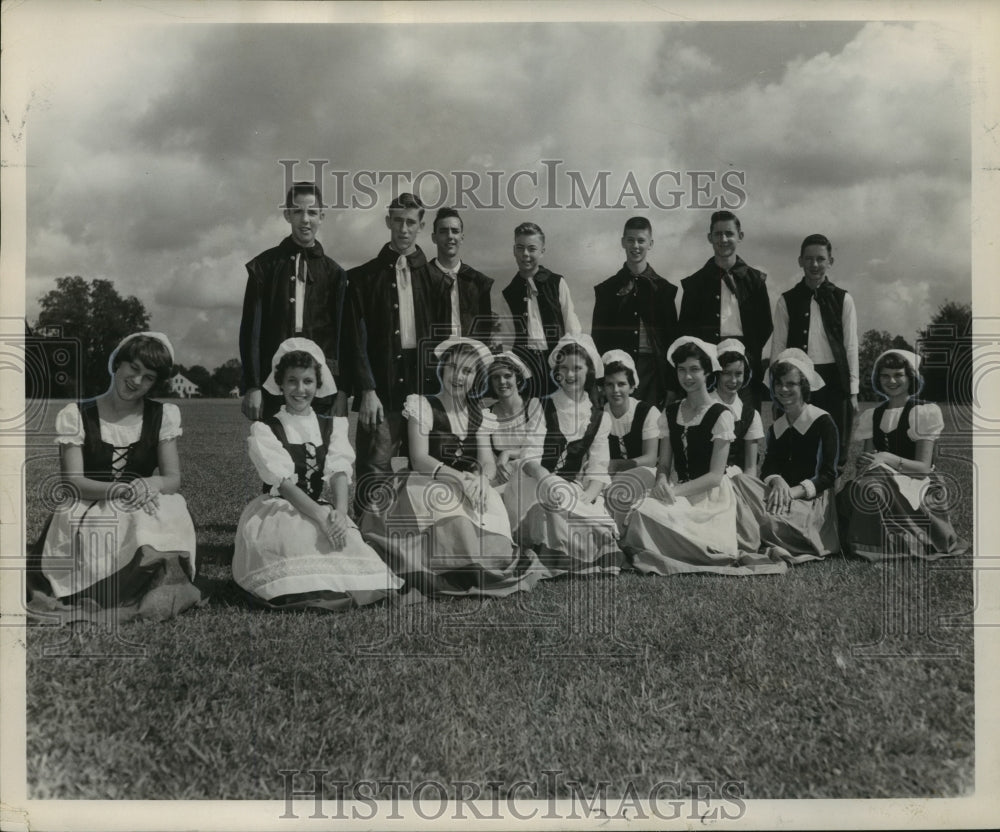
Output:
[772, 403, 823, 438]
[380, 242, 427, 269]
[280, 236, 325, 260]
[433, 259, 462, 282]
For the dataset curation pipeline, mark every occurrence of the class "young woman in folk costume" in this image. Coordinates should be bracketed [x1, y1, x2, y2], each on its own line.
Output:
[622, 336, 786, 576]
[482, 350, 544, 493]
[712, 338, 766, 551]
[504, 334, 622, 577]
[842, 349, 968, 560]
[599, 349, 661, 531]
[730, 348, 840, 562]
[232, 338, 401, 610]
[29, 332, 201, 623]
[361, 336, 533, 598]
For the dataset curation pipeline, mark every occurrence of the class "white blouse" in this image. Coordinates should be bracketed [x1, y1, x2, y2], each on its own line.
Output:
[55, 401, 183, 446]
[488, 397, 544, 454]
[248, 408, 354, 494]
[402, 394, 498, 442]
[856, 402, 944, 443]
[524, 389, 611, 478]
[711, 392, 764, 442]
[605, 397, 661, 443]
[657, 401, 737, 442]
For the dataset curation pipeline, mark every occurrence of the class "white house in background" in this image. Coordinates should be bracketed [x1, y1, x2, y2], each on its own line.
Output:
[229, 386, 240, 398]
[168, 373, 200, 399]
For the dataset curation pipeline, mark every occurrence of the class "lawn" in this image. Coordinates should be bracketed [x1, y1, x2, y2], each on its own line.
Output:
[22, 399, 975, 801]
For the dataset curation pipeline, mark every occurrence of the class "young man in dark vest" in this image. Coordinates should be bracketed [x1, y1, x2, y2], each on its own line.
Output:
[770, 233, 859, 474]
[348, 193, 450, 514]
[501, 222, 581, 398]
[678, 210, 772, 412]
[591, 216, 679, 408]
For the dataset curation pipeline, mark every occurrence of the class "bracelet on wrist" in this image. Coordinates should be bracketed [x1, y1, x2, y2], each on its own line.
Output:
[432, 463, 444, 480]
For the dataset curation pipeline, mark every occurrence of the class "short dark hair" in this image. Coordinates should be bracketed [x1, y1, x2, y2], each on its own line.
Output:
[670, 341, 714, 375]
[389, 192, 425, 220]
[800, 233, 832, 257]
[275, 350, 324, 389]
[433, 206, 463, 233]
[710, 210, 741, 234]
[718, 350, 751, 387]
[285, 181, 323, 209]
[770, 361, 811, 403]
[623, 217, 652, 235]
[873, 351, 920, 396]
[603, 361, 637, 388]
[514, 222, 545, 245]
[112, 335, 173, 383]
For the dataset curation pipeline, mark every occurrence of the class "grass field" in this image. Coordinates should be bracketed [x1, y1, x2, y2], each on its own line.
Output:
[23, 399, 976, 800]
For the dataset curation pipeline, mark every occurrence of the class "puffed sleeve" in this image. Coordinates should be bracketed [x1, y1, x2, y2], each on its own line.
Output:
[247, 422, 295, 493]
[402, 394, 434, 433]
[657, 410, 670, 439]
[54, 403, 85, 445]
[711, 409, 736, 443]
[584, 411, 612, 478]
[323, 416, 355, 483]
[855, 407, 875, 441]
[745, 410, 765, 442]
[158, 403, 183, 442]
[642, 405, 662, 441]
[909, 403, 944, 442]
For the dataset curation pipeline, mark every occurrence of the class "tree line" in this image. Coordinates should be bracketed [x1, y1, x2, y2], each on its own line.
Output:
[27, 275, 974, 404]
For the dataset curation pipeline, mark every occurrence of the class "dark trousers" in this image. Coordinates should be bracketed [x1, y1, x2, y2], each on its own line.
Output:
[635, 353, 666, 408]
[516, 346, 554, 400]
[809, 363, 852, 473]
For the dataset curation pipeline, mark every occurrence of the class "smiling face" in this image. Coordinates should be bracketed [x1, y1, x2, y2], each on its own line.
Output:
[602, 370, 634, 412]
[513, 233, 545, 277]
[621, 228, 653, 269]
[707, 219, 743, 261]
[489, 365, 521, 401]
[439, 347, 479, 397]
[877, 365, 911, 399]
[676, 357, 709, 395]
[279, 365, 318, 414]
[772, 367, 805, 411]
[385, 207, 424, 255]
[798, 243, 834, 288]
[554, 350, 591, 396]
[431, 215, 463, 261]
[718, 359, 746, 398]
[113, 358, 158, 402]
[283, 192, 324, 247]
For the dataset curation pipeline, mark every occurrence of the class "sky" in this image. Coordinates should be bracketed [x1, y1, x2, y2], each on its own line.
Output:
[12, 5, 972, 372]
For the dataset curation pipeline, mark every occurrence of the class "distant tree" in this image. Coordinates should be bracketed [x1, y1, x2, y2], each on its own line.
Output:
[858, 330, 915, 402]
[212, 358, 242, 396]
[183, 365, 216, 397]
[917, 300, 972, 404]
[34, 276, 150, 397]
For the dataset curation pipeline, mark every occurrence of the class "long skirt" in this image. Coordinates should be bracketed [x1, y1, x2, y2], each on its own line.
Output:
[842, 465, 969, 561]
[361, 471, 536, 597]
[233, 495, 402, 611]
[31, 493, 200, 623]
[604, 466, 656, 531]
[503, 467, 622, 578]
[622, 476, 787, 576]
[731, 473, 840, 563]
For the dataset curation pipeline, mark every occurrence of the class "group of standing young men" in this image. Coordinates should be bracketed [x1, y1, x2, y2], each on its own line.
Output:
[238, 182, 859, 514]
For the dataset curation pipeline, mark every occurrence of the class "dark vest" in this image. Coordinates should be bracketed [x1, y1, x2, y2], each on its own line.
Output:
[666, 400, 728, 483]
[783, 279, 850, 390]
[872, 398, 921, 460]
[608, 400, 653, 461]
[427, 396, 483, 475]
[539, 396, 604, 482]
[502, 269, 566, 352]
[79, 399, 163, 482]
[725, 399, 756, 468]
[265, 410, 335, 501]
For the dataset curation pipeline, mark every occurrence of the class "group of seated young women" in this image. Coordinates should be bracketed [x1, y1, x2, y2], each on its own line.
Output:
[28, 330, 968, 622]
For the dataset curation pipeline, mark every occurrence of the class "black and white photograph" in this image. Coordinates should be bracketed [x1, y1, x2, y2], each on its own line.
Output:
[2, 0, 998, 828]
